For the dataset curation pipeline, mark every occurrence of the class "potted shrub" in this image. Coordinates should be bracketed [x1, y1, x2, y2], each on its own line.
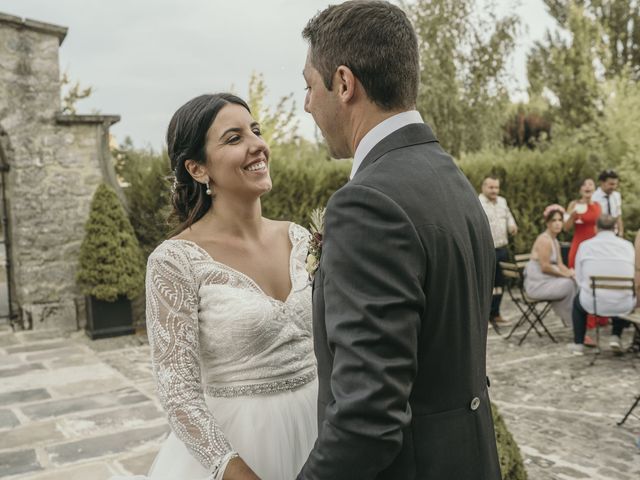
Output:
[77, 183, 144, 339]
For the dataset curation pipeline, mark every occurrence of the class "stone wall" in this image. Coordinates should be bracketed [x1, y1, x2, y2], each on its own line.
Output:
[0, 13, 121, 331]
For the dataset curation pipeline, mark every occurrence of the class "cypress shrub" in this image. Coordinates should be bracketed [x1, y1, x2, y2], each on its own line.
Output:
[77, 184, 145, 302]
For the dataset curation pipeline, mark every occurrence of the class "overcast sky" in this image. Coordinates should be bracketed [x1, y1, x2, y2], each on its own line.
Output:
[1, 0, 556, 151]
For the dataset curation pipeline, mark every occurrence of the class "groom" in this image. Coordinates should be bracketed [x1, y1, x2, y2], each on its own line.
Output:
[298, 1, 501, 479]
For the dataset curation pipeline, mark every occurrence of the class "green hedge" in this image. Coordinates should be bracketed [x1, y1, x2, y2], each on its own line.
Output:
[458, 145, 603, 253]
[262, 155, 350, 225]
[493, 404, 528, 480]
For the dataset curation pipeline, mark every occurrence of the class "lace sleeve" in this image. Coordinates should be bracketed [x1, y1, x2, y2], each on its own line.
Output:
[146, 243, 237, 477]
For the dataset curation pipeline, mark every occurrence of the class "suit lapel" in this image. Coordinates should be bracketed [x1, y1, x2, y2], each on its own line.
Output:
[354, 123, 438, 179]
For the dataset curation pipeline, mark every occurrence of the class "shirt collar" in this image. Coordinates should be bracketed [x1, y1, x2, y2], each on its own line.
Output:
[350, 110, 423, 180]
[479, 193, 497, 205]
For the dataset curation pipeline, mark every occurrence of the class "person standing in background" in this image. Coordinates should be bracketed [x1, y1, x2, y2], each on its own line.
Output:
[479, 175, 518, 332]
[592, 169, 623, 236]
[564, 178, 603, 346]
[564, 178, 601, 269]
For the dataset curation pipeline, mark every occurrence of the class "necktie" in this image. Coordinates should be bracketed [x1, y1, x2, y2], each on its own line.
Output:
[605, 195, 611, 215]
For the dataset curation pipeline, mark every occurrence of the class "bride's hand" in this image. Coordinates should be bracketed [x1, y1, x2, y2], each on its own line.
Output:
[223, 457, 261, 480]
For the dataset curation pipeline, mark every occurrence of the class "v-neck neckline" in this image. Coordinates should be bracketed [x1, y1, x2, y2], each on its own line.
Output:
[170, 223, 296, 304]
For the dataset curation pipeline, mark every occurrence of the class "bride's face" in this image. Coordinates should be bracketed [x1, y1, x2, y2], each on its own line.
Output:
[204, 103, 272, 199]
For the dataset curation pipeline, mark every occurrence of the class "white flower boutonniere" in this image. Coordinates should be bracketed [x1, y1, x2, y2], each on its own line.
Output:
[306, 207, 325, 279]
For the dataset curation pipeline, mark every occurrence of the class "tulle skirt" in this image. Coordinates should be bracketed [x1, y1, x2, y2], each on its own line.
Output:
[110, 378, 318, 480]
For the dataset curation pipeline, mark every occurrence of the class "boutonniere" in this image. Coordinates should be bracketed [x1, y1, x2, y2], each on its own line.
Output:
[306, 207, 325, 279]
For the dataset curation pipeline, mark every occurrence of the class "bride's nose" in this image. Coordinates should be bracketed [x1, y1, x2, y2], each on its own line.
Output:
[250, 135, 269, 154]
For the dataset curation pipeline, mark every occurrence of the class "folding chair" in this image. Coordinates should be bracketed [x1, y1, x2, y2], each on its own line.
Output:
[615, 310, 640, 425]
[617, 394, 640, 426]
[589, 276, 636, 366]
[499, 256, 556, 345]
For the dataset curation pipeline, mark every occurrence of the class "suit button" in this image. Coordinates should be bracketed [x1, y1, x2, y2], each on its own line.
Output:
[470, 397, 480, 411]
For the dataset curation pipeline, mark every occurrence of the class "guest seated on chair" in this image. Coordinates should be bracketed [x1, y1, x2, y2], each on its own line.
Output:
[524, 204, 577, 326]
[569, 215, 635, 355]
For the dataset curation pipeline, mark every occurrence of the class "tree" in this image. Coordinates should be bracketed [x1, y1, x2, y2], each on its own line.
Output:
[528, 2, 604, 129]
[543, 0, 640, 78]
[407, 0, 519, 157]
[527, 1, 640, 130]
[60, 71, 93, 114]
[247, 72, 299, 151]
[77, 184, 145, 301]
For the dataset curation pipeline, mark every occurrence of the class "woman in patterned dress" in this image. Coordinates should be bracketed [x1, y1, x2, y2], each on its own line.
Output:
[111, 93, 317, 480]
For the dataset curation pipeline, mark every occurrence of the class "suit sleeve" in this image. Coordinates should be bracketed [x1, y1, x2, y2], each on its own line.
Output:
[298, 184, 426, 479]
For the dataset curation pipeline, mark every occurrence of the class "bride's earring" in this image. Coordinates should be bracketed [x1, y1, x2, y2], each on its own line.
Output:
[205, 181, 212, 196]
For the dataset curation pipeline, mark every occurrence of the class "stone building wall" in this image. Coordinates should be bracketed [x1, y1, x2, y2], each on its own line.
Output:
[0, 12, 121, 331]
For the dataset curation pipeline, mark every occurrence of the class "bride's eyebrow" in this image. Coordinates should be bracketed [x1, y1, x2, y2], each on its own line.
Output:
[219, 127, 241, 140]
[219, 123, 261, 140]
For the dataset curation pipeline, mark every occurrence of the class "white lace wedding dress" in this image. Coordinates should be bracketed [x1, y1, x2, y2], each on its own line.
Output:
[110, 223, 317, 480]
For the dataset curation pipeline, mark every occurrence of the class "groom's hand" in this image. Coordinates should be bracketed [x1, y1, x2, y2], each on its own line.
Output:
[223, 457, 261, 480]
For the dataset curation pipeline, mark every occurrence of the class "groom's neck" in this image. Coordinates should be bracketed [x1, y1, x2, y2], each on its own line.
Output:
[348, 103, 411, 156]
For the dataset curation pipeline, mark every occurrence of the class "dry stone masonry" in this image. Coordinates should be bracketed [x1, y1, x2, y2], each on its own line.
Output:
[0, 12, 121, 331]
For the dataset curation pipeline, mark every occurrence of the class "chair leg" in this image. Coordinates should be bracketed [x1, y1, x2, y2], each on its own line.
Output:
[559, 313, 568, 328]
[617, 394, 640, 426]
[489, 317, 502, 335]
[517, 306, 543, 345]
[508, 300, 546, 344]
[532, 304, 556, 343]
[518, 323, 536, 345]
[505, 299, 532, 340]
[505, 315, 526, 340]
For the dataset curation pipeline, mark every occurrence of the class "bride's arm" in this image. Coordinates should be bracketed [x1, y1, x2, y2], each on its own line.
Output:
[146, 245, 258, 480]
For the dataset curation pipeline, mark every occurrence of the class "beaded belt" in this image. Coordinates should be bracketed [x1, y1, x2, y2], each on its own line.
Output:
[205, 369, 316, 398]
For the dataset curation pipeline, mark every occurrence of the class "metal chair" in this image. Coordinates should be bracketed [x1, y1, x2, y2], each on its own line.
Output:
[617, 394, 640, 426]
[499, 255, 556, 345]
[589, 276, 635, 366]
[609, 310, 640, 425]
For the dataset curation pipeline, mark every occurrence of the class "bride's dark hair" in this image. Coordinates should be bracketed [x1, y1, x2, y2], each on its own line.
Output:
[166, 93, 251, 233]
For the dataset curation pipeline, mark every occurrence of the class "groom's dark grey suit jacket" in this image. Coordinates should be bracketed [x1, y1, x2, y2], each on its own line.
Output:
[297, 123, 501, 480]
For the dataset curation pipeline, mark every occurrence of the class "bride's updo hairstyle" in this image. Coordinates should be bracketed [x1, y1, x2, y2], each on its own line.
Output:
[167, 93, 251, 233]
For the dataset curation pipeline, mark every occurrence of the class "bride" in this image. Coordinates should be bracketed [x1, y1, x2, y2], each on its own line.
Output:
[111, 93, 317, 480]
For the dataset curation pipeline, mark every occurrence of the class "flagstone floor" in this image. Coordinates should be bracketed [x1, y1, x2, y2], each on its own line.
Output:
[0, 300, 638, 480]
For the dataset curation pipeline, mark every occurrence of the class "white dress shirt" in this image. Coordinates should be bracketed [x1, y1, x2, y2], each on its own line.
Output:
[592, 187, 622, 217]
[350, 110, 424, 179]
[478, 194, 517, 249]
[575, 230, 635, 316]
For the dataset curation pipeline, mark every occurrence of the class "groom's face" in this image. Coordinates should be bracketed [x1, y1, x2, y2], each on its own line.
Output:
[303, 53, 350, 159]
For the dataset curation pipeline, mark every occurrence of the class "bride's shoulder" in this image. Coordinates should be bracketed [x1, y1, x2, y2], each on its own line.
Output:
[147, 238, 194, 267]
[288, 221, 311, 244]
[264, 219, 310, 244]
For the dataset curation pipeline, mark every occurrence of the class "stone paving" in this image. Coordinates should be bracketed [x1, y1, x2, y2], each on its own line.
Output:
[0, 301, 638, 480]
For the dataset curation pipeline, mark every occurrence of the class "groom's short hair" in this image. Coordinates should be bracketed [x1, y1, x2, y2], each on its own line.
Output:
[302, 0, 419, 111]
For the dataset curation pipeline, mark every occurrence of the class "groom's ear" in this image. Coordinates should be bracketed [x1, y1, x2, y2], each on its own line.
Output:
[335, 65, 356, 104]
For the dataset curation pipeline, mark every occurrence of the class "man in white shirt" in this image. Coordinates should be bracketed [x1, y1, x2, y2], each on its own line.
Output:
[592, 169, 623, 236]
[569, 215, 635, 355]
[479, 175, 518, 331]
